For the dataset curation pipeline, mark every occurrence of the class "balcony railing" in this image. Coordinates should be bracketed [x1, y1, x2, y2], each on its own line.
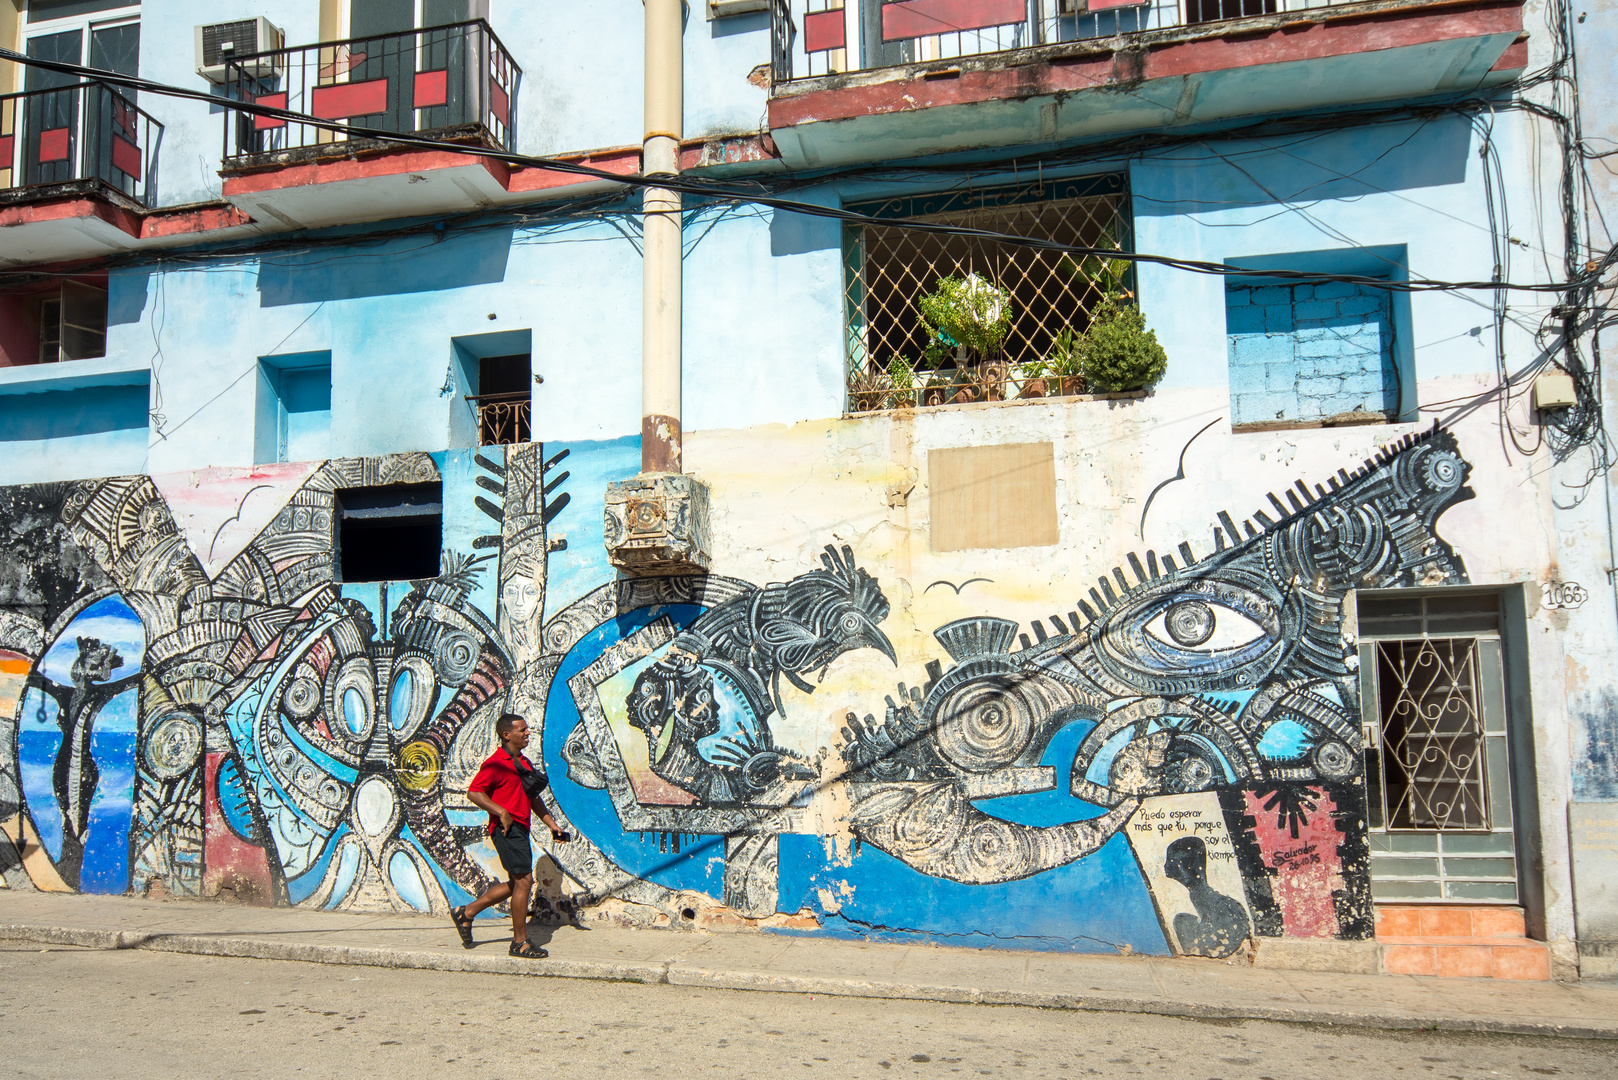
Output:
[772, 0, 1352, 81]
[468, 392, 531, 446]
[223, 19, 520, 164]
[0, 81, 161, 206]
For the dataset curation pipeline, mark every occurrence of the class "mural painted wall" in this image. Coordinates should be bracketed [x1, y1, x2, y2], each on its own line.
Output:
[0, 419, 1478, 955]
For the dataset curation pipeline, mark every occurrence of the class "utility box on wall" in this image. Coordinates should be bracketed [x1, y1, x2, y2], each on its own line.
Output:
[604, 472, 713, 576]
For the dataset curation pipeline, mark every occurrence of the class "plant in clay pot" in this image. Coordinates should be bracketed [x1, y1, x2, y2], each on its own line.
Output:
[1076, 295, 1168, 393]
[849, 367, 893, 412]
[884, 355, 917, 410]
[1045, 327, 1086, 396]
[1015, 357, 1050, 399]
[917, 273, 1012, 404]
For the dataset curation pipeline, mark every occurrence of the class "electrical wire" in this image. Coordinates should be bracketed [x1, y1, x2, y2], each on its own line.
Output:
[0, 46, 1603, 298]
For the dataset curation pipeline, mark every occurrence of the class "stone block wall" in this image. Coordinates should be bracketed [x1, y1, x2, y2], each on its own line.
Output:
[1226, 279, 1397, 427]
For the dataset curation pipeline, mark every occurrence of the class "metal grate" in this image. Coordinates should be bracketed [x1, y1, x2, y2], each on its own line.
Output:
[202, 21, 264, 68]
[1373, 638, 1490, 832]
[471, 393, 531, 446]
[844, 175, 1131, 412]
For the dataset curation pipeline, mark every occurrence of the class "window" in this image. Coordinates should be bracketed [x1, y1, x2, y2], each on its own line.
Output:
[20, 4, 142, 194]
[1225, 247, 1411, 432]
[255, 352, 332, 464]
[0, 280, 107, 366]
[1358, 591, 1520, 903]
[473, 353, 531, 446]
[844, 174, 1131, 413]
[1185, 0, 1276, 24]
[335, 483, 442, 582]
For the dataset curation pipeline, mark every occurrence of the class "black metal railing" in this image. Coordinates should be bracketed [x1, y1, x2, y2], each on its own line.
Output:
[773, 0, 1306, 82]
[468, 392, 531, 446]
[223, 19, 520, 162]
[0, 80, 161, 206]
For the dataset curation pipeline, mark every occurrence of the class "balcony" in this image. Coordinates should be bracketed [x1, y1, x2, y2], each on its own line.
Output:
[0, 80, 162, 265]
[468, 391, 532, 446]
[219, 19, 523, 230]
[767, 0, 1527, 166]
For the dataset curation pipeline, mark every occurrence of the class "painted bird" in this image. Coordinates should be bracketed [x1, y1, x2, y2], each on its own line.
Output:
[673, 543, 897, 720]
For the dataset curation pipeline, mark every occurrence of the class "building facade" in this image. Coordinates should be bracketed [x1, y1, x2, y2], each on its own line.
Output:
[1, 0, 1614, 980]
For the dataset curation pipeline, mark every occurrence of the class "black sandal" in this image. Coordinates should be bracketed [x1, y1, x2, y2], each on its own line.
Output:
[509, 939, 548, 959]
[450, 906, 475, 949]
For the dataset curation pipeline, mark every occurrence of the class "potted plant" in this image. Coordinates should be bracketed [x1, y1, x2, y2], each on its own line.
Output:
[1046, 327, 1086, 396]
[918, 273, 1012, 404]
[1075, 295, 1168, 393]
[884, 355, 917, 410]
[849, 366, 893, 412]
[1015, 356, 1050, 398]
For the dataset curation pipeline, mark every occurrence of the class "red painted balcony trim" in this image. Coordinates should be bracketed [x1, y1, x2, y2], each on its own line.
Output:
[770, 0, 1525, 129]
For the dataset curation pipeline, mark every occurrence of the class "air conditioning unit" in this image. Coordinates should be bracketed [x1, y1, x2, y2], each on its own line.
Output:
[709, 0, 771, 18]
[195, 18, 285, 84]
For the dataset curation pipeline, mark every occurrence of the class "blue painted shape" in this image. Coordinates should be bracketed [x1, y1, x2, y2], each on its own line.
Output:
[776, 717, 1166, 953]
[288, 823, 353, 905]
[341, 686, 368, 735]
[776, 832, 1167, 954]
[540, 601, 726, 899]
[79, 688, 138, 894]
[324, 840, 361, 910]
[434, 448, 500, 620]
[17, 689, 64, 862]
[38, 595, 145, 685]
[400, 823, 477, 910]
[539, 436, 639, 620]
[216, 756, 258, 843]
[389, 666, 416, 732]
[389, 850, 432, 912]
[1258, 719, 1313, 761]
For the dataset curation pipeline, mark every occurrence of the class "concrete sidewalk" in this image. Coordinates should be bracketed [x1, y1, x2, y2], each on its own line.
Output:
[2, 891, 1614, 1039]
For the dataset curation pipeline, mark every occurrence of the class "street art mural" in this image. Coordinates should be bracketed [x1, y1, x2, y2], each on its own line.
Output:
[0, 425, 1473, 956]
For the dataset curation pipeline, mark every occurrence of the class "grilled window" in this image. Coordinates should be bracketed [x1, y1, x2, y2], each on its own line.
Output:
[1358, 591, 1519, 903]
[472, 353, 531, 447]
[1374, 637, 1490, 831]
[843, 174, 1131, 413]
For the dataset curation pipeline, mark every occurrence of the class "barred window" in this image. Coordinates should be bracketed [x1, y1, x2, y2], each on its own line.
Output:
[843, 174, 1132, 413]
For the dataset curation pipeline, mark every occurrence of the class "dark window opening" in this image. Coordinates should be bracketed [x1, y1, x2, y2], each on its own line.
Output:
[474, 352, 531, 446]
[336, 483, 442, 582]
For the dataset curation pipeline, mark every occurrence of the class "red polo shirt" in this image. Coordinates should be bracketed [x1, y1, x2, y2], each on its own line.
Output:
[468, 748, 536, 836]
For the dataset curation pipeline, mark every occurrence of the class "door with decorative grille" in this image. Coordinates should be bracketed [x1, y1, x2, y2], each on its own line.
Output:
[1357, 591, 1519, 903]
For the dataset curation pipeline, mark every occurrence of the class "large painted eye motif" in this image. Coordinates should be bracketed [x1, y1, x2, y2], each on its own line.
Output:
[1145, 599, 1269, 653]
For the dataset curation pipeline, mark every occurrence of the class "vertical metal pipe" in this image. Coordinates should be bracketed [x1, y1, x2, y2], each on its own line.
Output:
[642, 0, 683, 474]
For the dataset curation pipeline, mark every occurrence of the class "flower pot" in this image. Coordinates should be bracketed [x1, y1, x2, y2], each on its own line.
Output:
[1018, 378, 1048, 399]
[1059, 376, 1085, 397]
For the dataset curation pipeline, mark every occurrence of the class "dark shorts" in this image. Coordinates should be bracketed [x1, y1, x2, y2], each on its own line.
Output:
[491, 823, 533, 879]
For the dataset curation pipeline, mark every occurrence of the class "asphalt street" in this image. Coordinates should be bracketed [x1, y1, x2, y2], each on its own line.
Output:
[1, 943, 1613, 1079]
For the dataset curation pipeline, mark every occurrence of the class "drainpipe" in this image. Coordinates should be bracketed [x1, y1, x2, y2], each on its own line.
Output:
[604, 1, 711, 575]
[642, 0, 683, 474]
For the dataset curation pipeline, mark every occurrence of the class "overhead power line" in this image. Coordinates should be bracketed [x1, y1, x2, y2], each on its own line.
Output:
[0, 47, 1605, 297]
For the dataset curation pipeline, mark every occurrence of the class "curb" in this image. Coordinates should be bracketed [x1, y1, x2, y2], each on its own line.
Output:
[3, 923, 1614, 1040]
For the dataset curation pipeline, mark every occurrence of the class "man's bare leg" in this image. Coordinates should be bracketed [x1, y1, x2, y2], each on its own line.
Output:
[462, 879, 513, 919]
[510, 872, 532, 943]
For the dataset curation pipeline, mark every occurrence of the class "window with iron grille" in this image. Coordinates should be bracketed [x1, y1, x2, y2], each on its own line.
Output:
[1357, 591, 1519, 903]
[843, 174, 1132, 413]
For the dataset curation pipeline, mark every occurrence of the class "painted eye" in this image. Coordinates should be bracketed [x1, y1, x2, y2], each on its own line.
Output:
[840, 612, 863, 634]
[1145, 601, 1269, 653]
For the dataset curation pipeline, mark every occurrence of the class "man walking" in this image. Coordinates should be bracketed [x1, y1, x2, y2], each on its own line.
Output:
[451, 713, 569, 958]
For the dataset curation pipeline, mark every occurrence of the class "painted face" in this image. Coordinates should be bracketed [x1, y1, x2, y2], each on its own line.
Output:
[502, 575, 540, 622]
